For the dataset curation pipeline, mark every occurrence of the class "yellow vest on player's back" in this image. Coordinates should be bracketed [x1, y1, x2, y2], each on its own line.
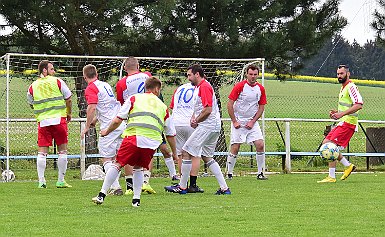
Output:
[31, 76, 66, 122]
[122, 93, 166, 142]
[338, 82, 359, 125]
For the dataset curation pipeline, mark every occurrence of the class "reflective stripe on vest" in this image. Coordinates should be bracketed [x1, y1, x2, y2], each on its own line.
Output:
[338, 82, 359, 125]
[31, 76, 67, 122]
[122, 93, 166, 142]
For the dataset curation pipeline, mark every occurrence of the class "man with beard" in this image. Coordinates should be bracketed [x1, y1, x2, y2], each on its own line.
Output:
[318, 65, 363, 183]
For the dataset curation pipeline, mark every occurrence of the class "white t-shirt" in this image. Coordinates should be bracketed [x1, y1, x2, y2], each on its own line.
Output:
[170, 83, 195, 127]
[193, 79, 221, 132]
[228, 80, 267, 125]
[115, 71, 151, 105]
[85, 79, 122, 130]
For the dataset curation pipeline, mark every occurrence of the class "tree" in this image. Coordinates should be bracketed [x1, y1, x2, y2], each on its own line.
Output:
[372, 0, 385, 47]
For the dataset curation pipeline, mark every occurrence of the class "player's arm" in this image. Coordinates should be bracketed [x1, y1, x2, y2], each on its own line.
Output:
[101, 95, 133, 136]
[65, 97, 72, 122]
[331, 104, 362, 120]
[227, 99, 240, 129]
[27, 86, 34, 109]
[58, 79, 72, 122]
[100, 117, 123, 137]
[246, 104, 265, 129]
[81, 103, 96, 138]
[195, 106, 212, 123]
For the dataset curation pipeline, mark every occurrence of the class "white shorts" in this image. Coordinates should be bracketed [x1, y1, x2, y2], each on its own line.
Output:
[175, 126, 195, 156]
[182, 126, 219, 158]
[98, 127, 124, 158]
[230, 122, 263, 145]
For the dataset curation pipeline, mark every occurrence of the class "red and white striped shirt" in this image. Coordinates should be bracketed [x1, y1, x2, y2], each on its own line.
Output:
[228, 80, 267, 125]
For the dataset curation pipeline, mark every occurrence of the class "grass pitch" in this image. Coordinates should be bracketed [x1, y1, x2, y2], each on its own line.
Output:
[1, 173, 385, 236]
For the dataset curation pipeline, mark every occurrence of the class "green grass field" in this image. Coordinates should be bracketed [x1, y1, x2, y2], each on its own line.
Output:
[1, 174, 385, 236]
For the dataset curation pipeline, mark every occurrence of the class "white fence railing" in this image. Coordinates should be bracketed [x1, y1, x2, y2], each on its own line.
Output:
[1, 118, 385, 178]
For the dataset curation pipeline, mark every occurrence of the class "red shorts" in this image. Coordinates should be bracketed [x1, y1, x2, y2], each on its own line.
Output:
[325, 123, 355, 148]
[116, 136, 155, 169]
[37, 118, 68, 147]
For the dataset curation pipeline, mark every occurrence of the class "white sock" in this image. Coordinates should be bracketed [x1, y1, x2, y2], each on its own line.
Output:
[180, 159, 192, 189]
[164, 157, 177, 177]
[339, 157, 351, 167]
[57, 152, 68, 182]
[37, 152, 47, 183]
[101, 164, 120, 194]
[256, 152, 265, 174]
[143, 170, 151, 184]
[207, 159, 228, 190]
[226, 153, 237, 175]
[329, 168, 336, 178]
[133, 169, 143, 200]
[104, 161, 121, 189]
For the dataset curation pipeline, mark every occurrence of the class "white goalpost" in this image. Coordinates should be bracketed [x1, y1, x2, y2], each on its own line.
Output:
[0, 53, 265, 180]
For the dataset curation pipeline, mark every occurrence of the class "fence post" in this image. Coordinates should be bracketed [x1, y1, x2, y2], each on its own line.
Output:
[284, 120, 291, 173]
[80, 121, 86, 179]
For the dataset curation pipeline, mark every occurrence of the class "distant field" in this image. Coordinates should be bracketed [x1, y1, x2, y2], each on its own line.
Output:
[1, 174, 385, 236]
[1, 76, 384, 120]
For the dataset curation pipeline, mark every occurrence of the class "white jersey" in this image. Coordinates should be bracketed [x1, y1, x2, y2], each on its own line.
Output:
[85, 80, 122, 130]
[116, 71, 151, 105]
[228, 80, 267, 125]
[170, 83, 195, 127]
[193, 79, 221, 132]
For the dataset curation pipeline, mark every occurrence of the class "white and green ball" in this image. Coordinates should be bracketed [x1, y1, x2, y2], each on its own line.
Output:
[319, 142, 340, 161]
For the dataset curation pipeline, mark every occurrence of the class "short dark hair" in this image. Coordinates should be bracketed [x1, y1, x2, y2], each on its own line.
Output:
[338, 64, 350, 72]
[83, 64, 97, 79]
[38, 60, 51, 74]
[246, 64, 260, 74]
[188, 64, 205, 77]
[145, 76, 162, 90]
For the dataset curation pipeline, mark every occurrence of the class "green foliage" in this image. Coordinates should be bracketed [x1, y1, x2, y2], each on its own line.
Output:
[0, 0, 346, 68]
[1, 174, 385, 236]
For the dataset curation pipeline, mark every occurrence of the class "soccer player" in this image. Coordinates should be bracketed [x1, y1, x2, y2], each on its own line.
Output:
[92, 76, 175, 207]
[116, 56, 178, 195]
[317, 65, 363, 183]
[167, 64, 230, 195]
[165, 82, 204, 193]
[27, 60, 72, 188]
[81, 64, 125, 195]
[226, 64, 268, 180]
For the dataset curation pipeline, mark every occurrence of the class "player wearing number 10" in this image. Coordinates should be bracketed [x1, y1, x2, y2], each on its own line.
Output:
[81, 64, 125, 195]
[27, 60, 72, 188]
[167, 82, 204, 193]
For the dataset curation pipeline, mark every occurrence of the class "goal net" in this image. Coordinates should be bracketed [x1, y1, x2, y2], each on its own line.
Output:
[0, 53, 264, 180]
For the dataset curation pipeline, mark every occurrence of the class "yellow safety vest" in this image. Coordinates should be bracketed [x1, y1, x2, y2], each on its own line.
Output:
[122, 93, 166, 142]
[338, 82, 359, 125]
[31, 76, 67, 122]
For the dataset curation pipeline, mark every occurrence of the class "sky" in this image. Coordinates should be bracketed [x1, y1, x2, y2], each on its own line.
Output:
[0, 0, 381, 45]
[339, 0, 379, 45]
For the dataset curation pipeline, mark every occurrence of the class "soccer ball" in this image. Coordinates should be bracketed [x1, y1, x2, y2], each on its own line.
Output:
[1, 169, 15, 182]
[319, 142, 340, 161]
